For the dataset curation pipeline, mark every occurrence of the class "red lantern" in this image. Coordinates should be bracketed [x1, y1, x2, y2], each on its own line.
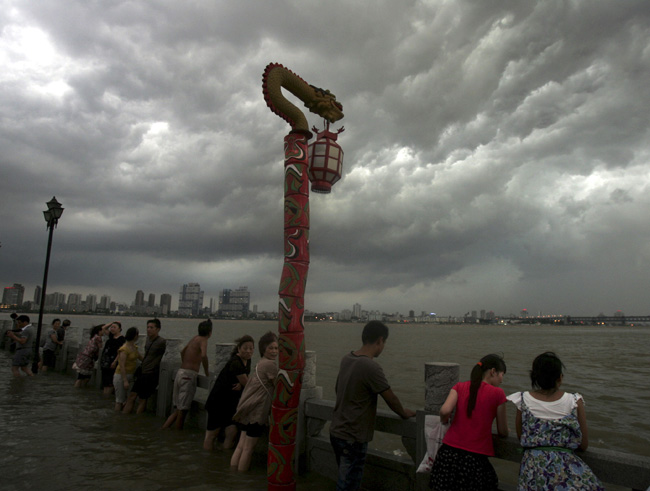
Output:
[308, 123, 344, 194]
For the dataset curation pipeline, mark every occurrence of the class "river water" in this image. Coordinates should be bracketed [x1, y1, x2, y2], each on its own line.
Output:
[1, 314, 648, 489]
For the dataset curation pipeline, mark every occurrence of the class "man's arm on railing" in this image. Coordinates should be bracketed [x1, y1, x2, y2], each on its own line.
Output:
[380, 388, 416, 419]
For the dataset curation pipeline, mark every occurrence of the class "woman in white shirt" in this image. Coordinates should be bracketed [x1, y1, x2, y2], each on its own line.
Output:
[507, 352, 603, 490]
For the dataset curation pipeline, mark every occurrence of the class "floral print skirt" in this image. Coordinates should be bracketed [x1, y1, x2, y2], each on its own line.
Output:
[518, 393, 604, 490]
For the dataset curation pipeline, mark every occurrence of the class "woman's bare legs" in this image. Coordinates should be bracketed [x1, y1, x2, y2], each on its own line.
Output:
[223, 424, 239, 449]
[203, 429, 219, 450]
[230, 432, 258, 472]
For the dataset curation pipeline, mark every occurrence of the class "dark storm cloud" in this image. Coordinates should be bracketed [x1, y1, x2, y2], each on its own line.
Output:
[1, 0, 649, 315]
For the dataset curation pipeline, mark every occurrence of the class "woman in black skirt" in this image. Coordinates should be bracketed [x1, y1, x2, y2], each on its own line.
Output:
[430, 354, 509, 490]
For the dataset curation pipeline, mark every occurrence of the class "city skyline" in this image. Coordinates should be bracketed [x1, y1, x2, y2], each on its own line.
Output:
[1, 282, 633, 320]
[2, 2, 649, 317]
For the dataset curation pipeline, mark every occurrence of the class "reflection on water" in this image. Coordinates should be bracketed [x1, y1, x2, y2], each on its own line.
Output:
[0, 354, 331, 490]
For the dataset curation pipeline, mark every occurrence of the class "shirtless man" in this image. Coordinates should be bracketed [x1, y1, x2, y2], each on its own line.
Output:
[163, 319, 212, 429]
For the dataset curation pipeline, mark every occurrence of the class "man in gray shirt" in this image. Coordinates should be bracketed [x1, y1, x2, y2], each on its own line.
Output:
[123, 318, 167, 414]
[330, 321, 415, 490]
[6, 315, 36, 377]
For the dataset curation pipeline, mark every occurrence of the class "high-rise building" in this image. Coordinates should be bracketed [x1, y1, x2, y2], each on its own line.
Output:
[99, 295, 111, 310]
[45, 292, 66, 310]
[86, 294, 97, 312]
[135, 290, 145, 307]
[34, 285, 42, 305]
[2, 284, 25, 307]
[218, 286, 250, 318]
[353, 303, 361, 318]
[148, 293, 156, 308]
[160, 294, 172, 315]
[67, 293, 83, 311]
[178, 283, 204, 317]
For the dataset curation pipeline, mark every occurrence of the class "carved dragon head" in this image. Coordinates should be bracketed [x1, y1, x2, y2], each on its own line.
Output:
[306, 85, 344, 124]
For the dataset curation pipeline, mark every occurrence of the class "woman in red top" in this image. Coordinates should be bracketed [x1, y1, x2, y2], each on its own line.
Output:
[430, 354, 509, 491]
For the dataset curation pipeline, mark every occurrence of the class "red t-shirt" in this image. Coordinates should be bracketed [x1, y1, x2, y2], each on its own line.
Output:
[442, 381, 506, 456]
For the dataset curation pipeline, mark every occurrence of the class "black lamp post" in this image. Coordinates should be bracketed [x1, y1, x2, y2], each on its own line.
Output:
[32, 197, 64, 373]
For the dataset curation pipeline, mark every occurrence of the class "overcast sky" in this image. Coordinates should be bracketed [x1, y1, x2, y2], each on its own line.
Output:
[1, 1, 649, 317]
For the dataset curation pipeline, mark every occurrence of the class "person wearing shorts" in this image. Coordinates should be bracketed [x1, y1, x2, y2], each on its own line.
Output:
[112, 327, 141, 411]
[7, 315, 35, 377]
[173, 368, 199, 410]
[230, 331, 279, 472]
[40, 319, 63, 373]
[163, 320, 211, 430]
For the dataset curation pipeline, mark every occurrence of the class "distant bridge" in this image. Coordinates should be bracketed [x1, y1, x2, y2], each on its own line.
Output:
[565, 315, 650, 325]
[487, 315, 650, 326]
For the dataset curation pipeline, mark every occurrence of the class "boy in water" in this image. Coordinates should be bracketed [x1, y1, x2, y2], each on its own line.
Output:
[163, 319, 212, 429]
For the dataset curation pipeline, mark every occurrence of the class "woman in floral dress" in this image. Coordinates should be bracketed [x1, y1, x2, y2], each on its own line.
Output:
[508, 352, 604, 490]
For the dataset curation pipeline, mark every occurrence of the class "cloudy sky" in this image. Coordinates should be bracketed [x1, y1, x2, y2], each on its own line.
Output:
[1, 1, 649, 317]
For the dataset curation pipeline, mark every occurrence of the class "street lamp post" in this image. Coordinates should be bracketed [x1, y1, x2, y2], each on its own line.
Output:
[262, 64, 344, 490]
[32, 197, 64, 373]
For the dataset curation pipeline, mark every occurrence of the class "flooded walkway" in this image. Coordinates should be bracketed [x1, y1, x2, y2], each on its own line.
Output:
[0, 353, 333, 491]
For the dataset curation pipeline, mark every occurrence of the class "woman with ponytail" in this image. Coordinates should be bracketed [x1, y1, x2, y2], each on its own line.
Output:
[429, 354, 509, 490]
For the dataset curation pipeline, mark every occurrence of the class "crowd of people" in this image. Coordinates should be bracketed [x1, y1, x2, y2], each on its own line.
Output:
[5, 314, 605, 489]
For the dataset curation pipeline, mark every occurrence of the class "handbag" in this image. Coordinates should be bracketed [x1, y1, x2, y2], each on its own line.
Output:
[416, 415, 450, 473]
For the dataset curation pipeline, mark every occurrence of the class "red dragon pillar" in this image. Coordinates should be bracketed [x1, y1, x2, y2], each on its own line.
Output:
[262, 63, 344, 490]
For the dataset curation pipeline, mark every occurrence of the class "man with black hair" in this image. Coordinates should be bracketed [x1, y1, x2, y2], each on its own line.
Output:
[123, 318, 166, 414]
[330, 321, 415, 490]
[163, 319, 212, 429]
[6, 315, 35, 377]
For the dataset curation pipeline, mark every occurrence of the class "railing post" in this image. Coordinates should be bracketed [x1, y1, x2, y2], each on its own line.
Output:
[297, 350, 323, 475]
[156, 338, 182, 417]
[416, 362, 460, 491]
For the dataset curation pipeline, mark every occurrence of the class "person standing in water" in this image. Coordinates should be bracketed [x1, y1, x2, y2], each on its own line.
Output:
[163, 319, 211, 430]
